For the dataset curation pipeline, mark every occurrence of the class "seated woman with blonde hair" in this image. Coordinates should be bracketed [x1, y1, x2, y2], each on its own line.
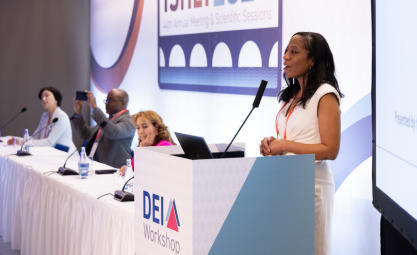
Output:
[119, 110, 176, 175]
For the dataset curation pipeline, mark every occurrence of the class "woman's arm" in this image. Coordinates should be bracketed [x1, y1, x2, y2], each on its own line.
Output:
[265, 93, 341, 160]
[30, 112, 70, 147]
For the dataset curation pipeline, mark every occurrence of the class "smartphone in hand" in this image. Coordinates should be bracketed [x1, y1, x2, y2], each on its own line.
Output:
[76, 91, 88, 101]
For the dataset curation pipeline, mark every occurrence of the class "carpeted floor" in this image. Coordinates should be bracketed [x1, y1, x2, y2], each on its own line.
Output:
[0, 237, 20, 255]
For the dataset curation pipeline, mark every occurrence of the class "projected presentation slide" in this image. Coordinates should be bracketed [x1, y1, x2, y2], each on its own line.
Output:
[376, 1, 417, 220]
[158, 0, 282, 96]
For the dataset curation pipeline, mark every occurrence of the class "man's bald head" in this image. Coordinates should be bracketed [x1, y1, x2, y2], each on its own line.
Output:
[111, 89, 129, 105]
[105, 89, 129, 114]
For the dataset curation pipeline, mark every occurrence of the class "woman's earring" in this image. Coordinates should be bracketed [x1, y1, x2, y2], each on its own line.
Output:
[309, 66, 312, 71]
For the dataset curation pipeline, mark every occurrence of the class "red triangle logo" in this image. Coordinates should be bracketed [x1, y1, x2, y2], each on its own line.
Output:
[167, 206, 179, 232]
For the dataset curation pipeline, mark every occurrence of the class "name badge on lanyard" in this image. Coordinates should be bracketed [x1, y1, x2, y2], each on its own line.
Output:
[88, 130, 104, 158]
[87, 109, 127, 158]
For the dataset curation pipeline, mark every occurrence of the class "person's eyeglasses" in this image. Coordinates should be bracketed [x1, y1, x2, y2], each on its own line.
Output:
[103, 98, 122, 104]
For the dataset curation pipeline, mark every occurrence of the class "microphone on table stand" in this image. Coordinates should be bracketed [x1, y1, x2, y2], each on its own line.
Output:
[0, 107, 27, 142]
[57, 121, 107, 175]
[17, 117, 58, 156]
[57, 148, 79, 175]
[220, 80, 268, 158]
[114, 176, 134, 202]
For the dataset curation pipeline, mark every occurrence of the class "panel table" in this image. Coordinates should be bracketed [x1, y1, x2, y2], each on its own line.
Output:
[0, 139, 134, 255]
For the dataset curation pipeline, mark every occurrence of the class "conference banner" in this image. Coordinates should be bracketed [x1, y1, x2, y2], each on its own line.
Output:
[158, 0, 283, 96]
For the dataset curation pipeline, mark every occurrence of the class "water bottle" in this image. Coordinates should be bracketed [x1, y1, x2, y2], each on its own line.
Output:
[22, 129, 30, 152]
[78, 147, 89, 179]
[124, 159, 134, 193]
[88, 156, 94, 176]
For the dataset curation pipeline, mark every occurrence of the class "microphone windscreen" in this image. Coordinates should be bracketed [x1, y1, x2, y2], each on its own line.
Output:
[252, 80, 268, 108]
[52, 118, 59, 123]
[100, 121, 107, 128]
[21, 107, 27, 113]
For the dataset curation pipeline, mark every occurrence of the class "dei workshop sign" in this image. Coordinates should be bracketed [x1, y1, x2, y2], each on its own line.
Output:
[135, 145, 314, 255]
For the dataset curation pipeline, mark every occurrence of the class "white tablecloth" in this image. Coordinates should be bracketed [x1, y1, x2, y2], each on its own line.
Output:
[0, 139, 134, 255]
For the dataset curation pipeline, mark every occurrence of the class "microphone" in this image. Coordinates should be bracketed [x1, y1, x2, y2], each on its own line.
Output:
[114, 176, 134, 202]
[220, 80, 268, 158]
[0, 107, 27, 139]
[17, 117, 59, 156]
[57, 148, 79, 175]
[252, 80, 268, 108]
[59, 121, 107, 174]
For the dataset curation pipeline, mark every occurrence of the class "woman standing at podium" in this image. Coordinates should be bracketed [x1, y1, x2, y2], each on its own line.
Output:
[260, 32, 343, 255]
[119, 110, 176, 175]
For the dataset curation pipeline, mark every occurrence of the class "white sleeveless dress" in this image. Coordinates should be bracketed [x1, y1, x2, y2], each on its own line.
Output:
[276, 84, 340, 255]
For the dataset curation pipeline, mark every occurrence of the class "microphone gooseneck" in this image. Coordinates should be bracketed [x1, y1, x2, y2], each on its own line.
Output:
[0, 107, 28, 133]
[220, 80, 268, 158]
[17, 118, 59, 156]
[63, 148, 79, 168]
[57, 147, 80, 175]
[121, 176, 134, 193]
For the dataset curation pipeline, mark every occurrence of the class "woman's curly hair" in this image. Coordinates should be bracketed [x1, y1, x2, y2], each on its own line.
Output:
[131, 110, 176, 146]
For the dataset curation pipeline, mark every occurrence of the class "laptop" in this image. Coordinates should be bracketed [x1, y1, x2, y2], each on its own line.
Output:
[174, 132, 214, 160]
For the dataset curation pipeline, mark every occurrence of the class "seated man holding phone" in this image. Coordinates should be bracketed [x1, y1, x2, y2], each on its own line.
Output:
[71, 89, 135, 168]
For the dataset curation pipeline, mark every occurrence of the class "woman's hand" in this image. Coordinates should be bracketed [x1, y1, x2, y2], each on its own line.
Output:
[259, 94, 341, 160]
[260, 137, 287, 156]
[119, 165, 126, 176]
[73, 97, 83, 115]
[7, 137, 22, 146]
[139, 132, 156, 147]
[268, 139, 288, 156]
[260, 136, 276, 156]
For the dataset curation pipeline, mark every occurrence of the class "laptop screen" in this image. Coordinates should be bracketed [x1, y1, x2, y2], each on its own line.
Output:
[174, 132, 214, 160]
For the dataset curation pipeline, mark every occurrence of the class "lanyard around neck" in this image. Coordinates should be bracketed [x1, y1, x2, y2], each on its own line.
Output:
[275, 99, 296, 140]
[45, 118, 51, 138]
[95, 109, 127, 140]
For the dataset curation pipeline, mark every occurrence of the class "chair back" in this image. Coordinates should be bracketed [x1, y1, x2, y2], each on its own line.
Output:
[54, 144, 69, 152]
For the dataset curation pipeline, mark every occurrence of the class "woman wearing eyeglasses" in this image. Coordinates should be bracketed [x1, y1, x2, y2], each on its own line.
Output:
[71, 89, 136, 168]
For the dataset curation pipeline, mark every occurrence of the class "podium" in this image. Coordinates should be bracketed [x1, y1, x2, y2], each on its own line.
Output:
[134, 143, 315, 255]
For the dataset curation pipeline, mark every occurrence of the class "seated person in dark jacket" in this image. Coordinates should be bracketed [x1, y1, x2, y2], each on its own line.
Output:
[71, 89, 135, 168]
